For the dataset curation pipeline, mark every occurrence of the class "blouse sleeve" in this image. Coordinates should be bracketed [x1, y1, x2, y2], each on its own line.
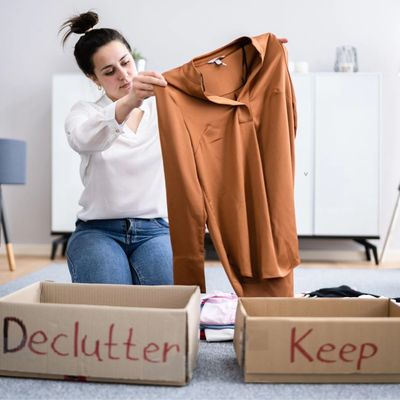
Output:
[65, 100, 126, 154]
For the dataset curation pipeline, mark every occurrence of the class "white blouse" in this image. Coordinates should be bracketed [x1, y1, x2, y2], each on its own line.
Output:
[65, 94, 168, 221]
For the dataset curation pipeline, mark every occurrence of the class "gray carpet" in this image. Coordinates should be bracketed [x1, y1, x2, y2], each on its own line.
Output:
[1, 264, 400, 400]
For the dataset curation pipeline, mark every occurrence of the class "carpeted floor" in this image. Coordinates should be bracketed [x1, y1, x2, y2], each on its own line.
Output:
[1, 264, 400, 400]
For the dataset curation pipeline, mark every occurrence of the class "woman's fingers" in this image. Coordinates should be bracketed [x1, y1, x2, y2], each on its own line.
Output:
[130, 72, 167, 101]
[137, 71, 167, 86]
[133, 81, 155, 92]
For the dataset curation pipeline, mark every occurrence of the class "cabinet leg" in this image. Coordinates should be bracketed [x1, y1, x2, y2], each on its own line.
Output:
[365, 246, 371, 262]
[371, 246, 379, 266]
[50, 234, 71, 259]
[51, 242, 57, 260]
[354, 239, 378, 266]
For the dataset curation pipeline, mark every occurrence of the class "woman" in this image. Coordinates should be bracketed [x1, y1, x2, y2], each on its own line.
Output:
[60, 11, 171, 285]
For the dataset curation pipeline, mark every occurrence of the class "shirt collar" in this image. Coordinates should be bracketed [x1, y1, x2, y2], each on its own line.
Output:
[96, 93, 113, 106]
[164, 33, 272, 106]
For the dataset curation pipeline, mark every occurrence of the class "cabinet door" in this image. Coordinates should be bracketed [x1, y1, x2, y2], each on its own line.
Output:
[314, 74, 380, 236]
[292, 75, 314, 235]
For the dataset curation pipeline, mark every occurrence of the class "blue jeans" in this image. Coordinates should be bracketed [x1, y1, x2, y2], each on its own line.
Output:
[66, 218, 173, 285]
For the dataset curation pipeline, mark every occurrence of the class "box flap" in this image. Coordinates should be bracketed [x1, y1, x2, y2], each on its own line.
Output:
[184, 287, 201, 381]
[233, 299, 247, 367]
[389, 300, 400, 317]
[39, 282, 198, 309]
[240, 297, 390, 317]
[0, 282, 41, 303]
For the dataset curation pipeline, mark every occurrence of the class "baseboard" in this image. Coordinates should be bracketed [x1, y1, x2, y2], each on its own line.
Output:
[0, 244, 51, 257]
[1, 244, 400, 262]
[299, 249, 367, 262]
[375, 250, 400, 263]
[299, 249, 400, 263]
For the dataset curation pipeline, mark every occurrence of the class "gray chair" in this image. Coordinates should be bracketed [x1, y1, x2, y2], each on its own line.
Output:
[0, 138, 26, 271]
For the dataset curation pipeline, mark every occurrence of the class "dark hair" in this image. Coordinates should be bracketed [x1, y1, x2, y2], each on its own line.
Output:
[59, 11, 132, 77]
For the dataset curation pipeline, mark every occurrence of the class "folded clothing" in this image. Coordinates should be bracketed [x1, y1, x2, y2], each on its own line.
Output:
[303, 285, 400, 302]
[204, 328, 234, 342]
[200, 291, 238, 342]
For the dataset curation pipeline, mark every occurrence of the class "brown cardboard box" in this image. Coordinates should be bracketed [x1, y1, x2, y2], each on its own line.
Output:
[0, 282, 200, 386]
[234, 297, 400, 383]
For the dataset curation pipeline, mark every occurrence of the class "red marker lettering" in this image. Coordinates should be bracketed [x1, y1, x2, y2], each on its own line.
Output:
[290, 327, 313, 363]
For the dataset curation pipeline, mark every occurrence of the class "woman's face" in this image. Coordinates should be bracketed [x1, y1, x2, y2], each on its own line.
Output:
[91, 40, 137, 101]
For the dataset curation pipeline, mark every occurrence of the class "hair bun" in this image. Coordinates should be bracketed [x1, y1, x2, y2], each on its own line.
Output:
[70, 11, 99, 34]
[59, 11, 99, 45]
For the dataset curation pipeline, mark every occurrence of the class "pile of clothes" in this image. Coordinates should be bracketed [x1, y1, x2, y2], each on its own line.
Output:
[303, 285, 400, 302]
[200, 292, 238, 342]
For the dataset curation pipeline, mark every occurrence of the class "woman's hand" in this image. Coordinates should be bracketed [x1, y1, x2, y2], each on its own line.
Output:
[278, 38, 288, 44]
[127, 71, 167, 107]
[115, 71, 167, 123]
[133, 71, 167, 98]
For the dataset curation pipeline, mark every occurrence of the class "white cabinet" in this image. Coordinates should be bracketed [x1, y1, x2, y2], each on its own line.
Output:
[292, 73, 381, 239]
[51, 74, 99, 233]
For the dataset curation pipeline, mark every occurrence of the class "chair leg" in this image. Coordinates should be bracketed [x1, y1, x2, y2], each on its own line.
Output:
[5, 243, 16, 271]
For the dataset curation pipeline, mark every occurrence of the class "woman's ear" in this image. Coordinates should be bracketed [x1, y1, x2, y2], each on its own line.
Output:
[88, 74, 101, 90]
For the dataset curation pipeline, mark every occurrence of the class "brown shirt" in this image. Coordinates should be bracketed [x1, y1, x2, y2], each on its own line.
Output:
[154, 33, 301, 296]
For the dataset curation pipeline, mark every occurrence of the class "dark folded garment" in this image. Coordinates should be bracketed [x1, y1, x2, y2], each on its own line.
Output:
[304, 285, 400, 302]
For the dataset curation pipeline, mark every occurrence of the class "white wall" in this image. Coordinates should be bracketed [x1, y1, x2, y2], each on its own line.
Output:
[0, 0, 399, 257]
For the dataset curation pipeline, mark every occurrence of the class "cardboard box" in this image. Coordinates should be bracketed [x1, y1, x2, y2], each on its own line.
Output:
[0, 282, 200, 386]
[234, 297, 400, 383]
